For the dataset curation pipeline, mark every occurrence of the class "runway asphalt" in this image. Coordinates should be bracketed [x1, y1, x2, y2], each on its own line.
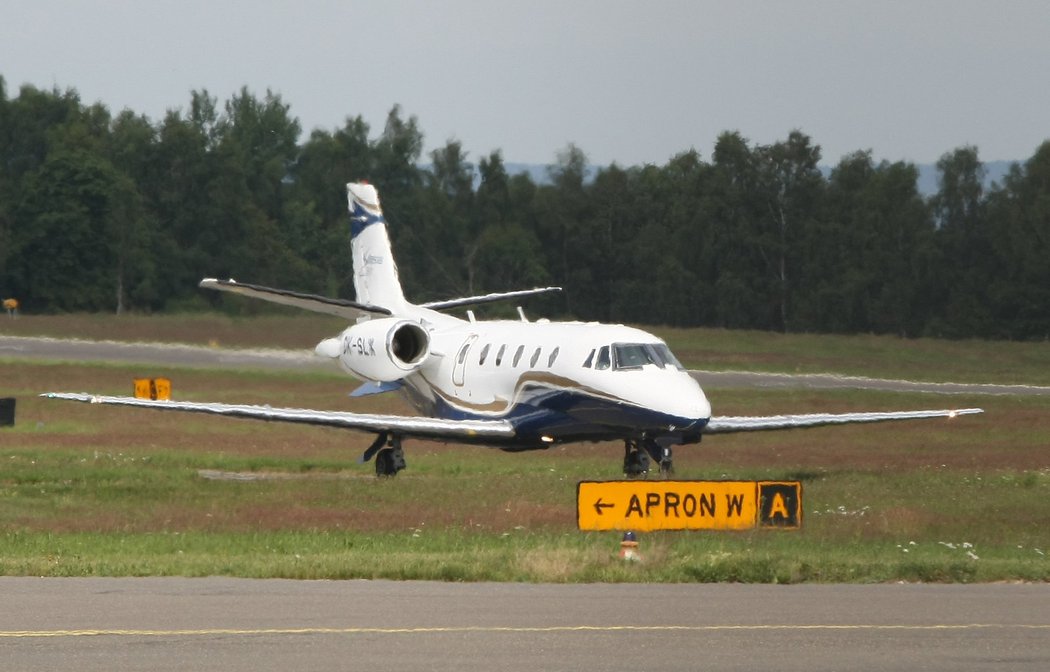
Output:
[1, 578, 1047, 672]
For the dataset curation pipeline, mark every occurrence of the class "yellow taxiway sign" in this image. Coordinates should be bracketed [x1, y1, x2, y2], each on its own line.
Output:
[577, 480, 801, 531]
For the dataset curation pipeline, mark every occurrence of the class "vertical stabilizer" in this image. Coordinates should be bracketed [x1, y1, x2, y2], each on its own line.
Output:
[348, 182, 408, 313]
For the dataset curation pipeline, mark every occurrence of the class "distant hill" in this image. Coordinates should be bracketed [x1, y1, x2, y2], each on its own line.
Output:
[915, 160, 1015, 196]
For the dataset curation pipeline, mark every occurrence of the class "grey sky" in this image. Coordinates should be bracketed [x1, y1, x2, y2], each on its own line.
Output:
[2, 1, 1048, 167]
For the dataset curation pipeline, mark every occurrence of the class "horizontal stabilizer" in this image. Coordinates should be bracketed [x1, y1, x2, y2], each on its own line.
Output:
[421, 286, 562, 311]
[200, 279, 391, 320]
[705, 408, 983, 434]
[42, 392, 516, 442]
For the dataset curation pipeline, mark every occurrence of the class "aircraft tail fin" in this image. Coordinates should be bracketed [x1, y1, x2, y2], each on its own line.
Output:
[348, 182, 408, 313]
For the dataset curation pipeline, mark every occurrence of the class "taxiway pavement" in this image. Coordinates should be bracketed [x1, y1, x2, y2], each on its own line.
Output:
[4, 334, 1047, 395]
[1, 578, 1047, 672]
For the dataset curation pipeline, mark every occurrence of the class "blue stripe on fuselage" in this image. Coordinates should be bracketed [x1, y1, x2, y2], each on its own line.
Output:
[427, 384, 708, 448]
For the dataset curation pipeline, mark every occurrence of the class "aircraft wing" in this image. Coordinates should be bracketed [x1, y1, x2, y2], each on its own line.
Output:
[200, 279, 391, 320]
[704, 408, 983, 434]
[420, 286, 562, 311]
[41, 393, 516, 442]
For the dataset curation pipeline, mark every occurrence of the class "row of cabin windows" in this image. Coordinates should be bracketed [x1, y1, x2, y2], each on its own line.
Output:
[581, 343, 686, 371]
[471, 343, 561, 369]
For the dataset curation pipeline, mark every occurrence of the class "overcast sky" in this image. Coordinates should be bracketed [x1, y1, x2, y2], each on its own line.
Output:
[2, 1, 1048, 167]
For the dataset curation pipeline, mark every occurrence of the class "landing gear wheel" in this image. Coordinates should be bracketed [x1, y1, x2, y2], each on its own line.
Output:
[642, 438, 674, 478]
[375, 437, 406, 477]
[375, 447, 406, 477]
[659, 447, 674, 478]
[623, 440, 650, 477]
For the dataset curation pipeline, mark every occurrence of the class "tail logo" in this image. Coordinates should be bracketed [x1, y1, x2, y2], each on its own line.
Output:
[350, 202, 384, 239]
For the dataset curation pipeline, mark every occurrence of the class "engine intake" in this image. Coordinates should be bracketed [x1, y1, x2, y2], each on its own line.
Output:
[339, 318, 430, 382]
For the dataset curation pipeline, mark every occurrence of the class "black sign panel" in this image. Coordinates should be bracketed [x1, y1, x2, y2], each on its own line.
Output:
[758, 481, 802, 529]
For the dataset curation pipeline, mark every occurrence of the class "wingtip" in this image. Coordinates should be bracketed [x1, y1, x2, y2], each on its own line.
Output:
[199, 278, 234, 288]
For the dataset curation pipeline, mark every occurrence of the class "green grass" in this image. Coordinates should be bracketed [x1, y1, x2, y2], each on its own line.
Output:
[2, 529, 1046, 583]
[660, 326, 1050, 385]
[1, 376, 1048, 582]
[1, 323, 1049, 582]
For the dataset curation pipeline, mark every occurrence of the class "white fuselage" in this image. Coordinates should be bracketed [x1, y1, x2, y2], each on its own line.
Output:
[336, 306, 712, 449]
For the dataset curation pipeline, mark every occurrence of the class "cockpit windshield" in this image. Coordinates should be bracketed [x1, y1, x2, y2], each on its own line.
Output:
[611, 343, 686, 371]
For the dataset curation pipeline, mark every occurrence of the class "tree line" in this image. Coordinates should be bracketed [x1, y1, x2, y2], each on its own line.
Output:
[1, 78, 1048, 339]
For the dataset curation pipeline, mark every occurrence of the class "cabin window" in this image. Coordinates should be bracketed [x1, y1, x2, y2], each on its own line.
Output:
[479, 343, 491, 366]
[595, 345, 611, 370]
[529, 347, 542, 368]
[582, 349, 595, 368]
[495, 344, 507, 366]
[512, 345, 525, 367]
[547, 347, 560, 367]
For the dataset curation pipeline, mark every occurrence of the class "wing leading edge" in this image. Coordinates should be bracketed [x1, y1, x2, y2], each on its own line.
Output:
[42, 393, 515, 442]
[199, 279, 391, 320]
[420, 286, 562, 311]
[704, 407, 983, 434]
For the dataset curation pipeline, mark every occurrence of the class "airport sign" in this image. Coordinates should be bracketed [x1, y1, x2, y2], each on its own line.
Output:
[577, 480, 801, 531]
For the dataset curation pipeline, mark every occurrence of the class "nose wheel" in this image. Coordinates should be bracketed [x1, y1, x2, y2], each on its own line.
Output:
[623, 438, 674, 477]
[656, 444, 674, 477]
[623, 439, 649, 477]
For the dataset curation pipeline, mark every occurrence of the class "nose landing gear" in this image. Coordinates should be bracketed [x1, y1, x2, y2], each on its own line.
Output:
[623, 438, 674, 478]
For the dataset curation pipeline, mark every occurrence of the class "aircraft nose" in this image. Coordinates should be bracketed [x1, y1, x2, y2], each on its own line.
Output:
[663, 374, 711, 426]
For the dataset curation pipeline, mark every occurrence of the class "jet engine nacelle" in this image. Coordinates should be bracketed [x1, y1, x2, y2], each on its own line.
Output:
[338, 318, 430, 382]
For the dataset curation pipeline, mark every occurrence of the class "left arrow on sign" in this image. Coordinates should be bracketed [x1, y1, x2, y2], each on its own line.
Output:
[594, 498, 614, 515]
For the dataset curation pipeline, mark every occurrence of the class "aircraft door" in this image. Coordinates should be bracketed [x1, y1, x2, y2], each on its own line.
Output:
[452, 335, 477, 386]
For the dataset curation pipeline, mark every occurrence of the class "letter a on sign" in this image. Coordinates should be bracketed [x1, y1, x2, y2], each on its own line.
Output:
[758, 482, 801, 528]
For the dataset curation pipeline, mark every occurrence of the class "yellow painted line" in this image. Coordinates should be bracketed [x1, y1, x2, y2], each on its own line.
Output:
[1, 624, 1048, 639]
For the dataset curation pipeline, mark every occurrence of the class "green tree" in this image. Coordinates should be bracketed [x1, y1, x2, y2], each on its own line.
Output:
[534, 144, 591, 315]
[929, 146, 993, 336]
[10, 150, 127, 310]
[708, 131, 766, 329]
[754, 131, 824, 332]
[285, 116, 375, 298]
[984, 142, 1050, 338]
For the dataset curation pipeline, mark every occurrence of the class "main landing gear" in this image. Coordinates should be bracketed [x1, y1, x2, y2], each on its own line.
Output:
[363, 433, 406, 477]
[623, 438, 674, 478]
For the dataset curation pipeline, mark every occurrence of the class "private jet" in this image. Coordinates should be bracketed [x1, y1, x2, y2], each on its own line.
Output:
[45, 182, 982, 476]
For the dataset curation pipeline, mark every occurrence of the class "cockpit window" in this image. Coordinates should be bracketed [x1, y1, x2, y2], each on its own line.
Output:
[650, 343, 686, 371]
[582, 349, 595, 368]
[612, 343, 656, 370]
[547, 347, 560, 367]
[611, 343, 686, 371]
[479, 343, 491, 366]
[595, 345, 611, 370]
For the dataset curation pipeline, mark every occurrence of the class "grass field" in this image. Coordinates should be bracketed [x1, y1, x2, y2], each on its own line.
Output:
[1, 314, 1048, 582]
